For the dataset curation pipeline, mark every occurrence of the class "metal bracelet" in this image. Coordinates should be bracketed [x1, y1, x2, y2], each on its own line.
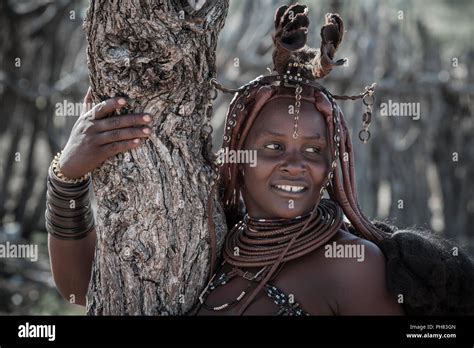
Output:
[45, 158, 94, 240]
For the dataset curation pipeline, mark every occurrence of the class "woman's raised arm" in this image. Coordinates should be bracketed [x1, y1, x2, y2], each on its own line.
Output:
[47, 87, 152, 306]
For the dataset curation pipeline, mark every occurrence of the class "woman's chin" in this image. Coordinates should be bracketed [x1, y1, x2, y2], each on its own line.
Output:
[263, 207, 313, 220]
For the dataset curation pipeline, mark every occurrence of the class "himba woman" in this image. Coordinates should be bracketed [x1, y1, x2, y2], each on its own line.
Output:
[47, 4, 473, 315]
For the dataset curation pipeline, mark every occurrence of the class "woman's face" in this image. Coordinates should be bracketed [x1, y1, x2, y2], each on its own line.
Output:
[241, 98, 329, 219]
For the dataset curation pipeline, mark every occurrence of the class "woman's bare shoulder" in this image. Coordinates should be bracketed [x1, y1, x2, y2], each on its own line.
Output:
[322, 229, 404, 315]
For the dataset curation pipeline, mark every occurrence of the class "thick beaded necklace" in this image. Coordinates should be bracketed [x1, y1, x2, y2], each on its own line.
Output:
[198, 199, 343, 314]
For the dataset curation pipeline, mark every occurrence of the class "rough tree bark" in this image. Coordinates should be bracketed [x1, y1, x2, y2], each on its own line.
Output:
[83, 0, 229, 315]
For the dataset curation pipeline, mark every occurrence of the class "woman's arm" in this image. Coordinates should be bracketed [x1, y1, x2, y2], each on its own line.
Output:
[47, 87, 152, 306]
[48, 229, 97, 306]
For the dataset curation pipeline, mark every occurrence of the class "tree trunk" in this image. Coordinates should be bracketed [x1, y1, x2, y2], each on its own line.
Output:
[83, 0, 229, 315]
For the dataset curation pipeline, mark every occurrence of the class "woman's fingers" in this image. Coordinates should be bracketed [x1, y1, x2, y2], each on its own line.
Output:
[83, 87, 93, 104]
[102, 138, 143, 158]
[81, 87, 94, 115]
[96, 126, 151, 145]
[94, 114, 152, 132]
[86, 97, 128, 120]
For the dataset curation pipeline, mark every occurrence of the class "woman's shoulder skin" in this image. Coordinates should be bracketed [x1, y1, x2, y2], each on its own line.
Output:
[311, 230, 404, 315]
[274, 229, 405, 315]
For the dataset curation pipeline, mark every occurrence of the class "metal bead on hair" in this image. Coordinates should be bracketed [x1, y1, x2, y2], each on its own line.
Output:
[319, 101, 342, 200]
[329, 82, 377, 143]
[223, 93, 245, 146]
[359, 89, 375, 144]
[283, 61, 306, 139]
[293, 85, 302, 139]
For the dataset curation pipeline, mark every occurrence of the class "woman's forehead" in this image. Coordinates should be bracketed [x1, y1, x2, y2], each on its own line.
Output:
[250, 98, 327, 136]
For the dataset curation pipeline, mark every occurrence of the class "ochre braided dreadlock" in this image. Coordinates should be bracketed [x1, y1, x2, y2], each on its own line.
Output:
[205, 3, 390, 315]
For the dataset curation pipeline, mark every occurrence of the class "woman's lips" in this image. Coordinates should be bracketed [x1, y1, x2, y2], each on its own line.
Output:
[271, 184, 308, 197]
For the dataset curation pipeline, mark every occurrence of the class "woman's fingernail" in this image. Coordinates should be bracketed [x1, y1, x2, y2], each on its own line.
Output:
[143, 115, 151, 122]
[143, 127, 151, 134]
[133, 138, 140, 144]
[118, 98, 127, 106]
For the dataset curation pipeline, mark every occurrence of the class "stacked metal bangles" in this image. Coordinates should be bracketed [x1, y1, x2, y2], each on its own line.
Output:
[45, 153, 94, 240]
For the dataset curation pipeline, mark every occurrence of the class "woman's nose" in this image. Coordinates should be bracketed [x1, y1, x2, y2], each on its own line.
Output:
[280, 151, 306, 176]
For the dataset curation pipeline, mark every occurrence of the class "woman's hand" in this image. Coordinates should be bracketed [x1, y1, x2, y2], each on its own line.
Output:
[58, 87, 152, 179]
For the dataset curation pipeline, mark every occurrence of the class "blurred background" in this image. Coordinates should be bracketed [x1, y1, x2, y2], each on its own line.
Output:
[0, 0, 472, 314]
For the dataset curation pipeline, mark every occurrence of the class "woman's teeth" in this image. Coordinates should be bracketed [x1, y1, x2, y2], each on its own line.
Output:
[274, 185, 305, 193]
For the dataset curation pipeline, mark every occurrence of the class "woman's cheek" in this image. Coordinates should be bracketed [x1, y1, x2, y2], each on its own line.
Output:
[252, 152, 278, 171]
[256, 149, 275, 163]
[244, 160, 272, 182]
[310, 162, 328, 184]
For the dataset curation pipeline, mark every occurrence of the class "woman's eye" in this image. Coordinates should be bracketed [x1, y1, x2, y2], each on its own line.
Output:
[305, 147, 321, 154]
[264, 143, 282, 150]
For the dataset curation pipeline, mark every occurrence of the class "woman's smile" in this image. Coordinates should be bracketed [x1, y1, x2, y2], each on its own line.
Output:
[271, 183, 308, 194]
